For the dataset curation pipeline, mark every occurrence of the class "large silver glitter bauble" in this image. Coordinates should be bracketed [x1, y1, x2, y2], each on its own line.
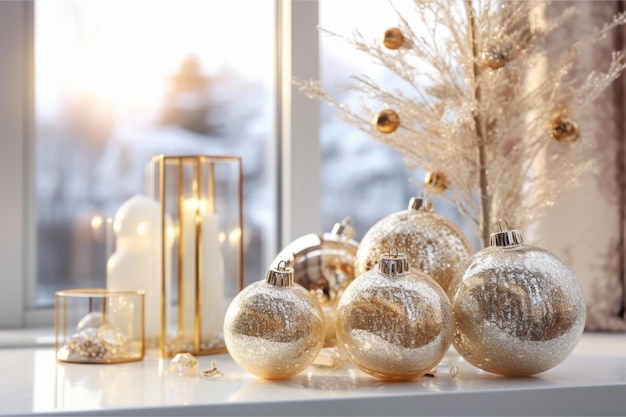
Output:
[336, 252, 453, 381]
[355, 197, 472, 297]
[272, 218, 359, 347]
[452, 225, 586, 377]
[223, 264, 325, 380]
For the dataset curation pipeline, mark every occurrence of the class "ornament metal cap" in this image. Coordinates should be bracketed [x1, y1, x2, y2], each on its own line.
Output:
[266, 261, 295, 286]
[379, 247, 409, 275]
[331, 216, 355, 240]
[408, 196, 434, 212]
[490, 219, 524, 247]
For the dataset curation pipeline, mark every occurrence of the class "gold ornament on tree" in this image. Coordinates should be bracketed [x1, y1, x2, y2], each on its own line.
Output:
[223, 262, 325, 380]
[424, 170, 448, 194]
[481, 44, 513, 69]
[298, 1, 626, 247]
[374, 109, 400, 134]
[451, 220, 586, 376]
[383, 27, 412, 50]
[336, 249, 453, 381]
[355, 197, 471, 297]
[551, 115, 580, 143]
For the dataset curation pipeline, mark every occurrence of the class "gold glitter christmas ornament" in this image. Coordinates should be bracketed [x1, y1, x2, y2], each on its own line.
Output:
[375, 109, 400, 134]
[355, 197, 472, 297]
[451, 220, 586, 377]
[223, 262, 325, 380]
[424, 170, 448, 194]
[336, 250, 453, 381]
[481, 44, 513, 69]
[383, 27, 412, 50]
[551, 115, 580, 143]
[272, 217, 359, 346]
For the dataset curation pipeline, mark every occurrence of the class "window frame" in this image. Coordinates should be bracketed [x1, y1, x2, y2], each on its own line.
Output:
[0, 1, 31, 328]
[0, 0, 320, 328]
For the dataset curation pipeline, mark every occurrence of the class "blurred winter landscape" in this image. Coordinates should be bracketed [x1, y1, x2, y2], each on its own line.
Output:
[35, 0, 474, 306]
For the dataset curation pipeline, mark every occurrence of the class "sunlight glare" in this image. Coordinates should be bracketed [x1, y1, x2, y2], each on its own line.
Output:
[36, 0, 273, 120]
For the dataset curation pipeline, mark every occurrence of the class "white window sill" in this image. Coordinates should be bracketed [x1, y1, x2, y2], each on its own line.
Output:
[0, 328, 54, 349]
[0, 332, 624, 416]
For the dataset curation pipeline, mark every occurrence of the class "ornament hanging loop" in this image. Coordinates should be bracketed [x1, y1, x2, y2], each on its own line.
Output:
[490, 219, 523, 247]
[266, 260, 295, 287]
[331, 216, 356, 239]
[379, 247, 409, 276]
[408, 196, 434, 212]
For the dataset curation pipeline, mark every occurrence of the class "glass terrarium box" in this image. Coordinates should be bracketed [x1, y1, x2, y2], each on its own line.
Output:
[55, 289, 144, 363]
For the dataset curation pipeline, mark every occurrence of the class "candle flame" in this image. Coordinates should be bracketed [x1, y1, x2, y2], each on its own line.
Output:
[90, 215, 104, 230]
[183, 198, 212, 214]
[228, 227, 241, 245]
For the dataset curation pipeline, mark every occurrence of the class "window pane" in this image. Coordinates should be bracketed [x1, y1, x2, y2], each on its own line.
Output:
[35, 0, 276, 307]
[319, 0, 476, 245]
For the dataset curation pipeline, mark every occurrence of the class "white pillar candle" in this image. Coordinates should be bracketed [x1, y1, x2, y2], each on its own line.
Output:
[200, 213, 225, 342]
[180, 199, 197, 343]
[180, 199, 225, 345]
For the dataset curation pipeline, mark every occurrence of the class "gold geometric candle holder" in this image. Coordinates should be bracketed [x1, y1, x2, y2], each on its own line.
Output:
[149, 155, 243, 357]
[55, 289, 145, 363]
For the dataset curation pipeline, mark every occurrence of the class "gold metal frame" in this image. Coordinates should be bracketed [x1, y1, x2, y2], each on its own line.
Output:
[152, 155, 243, 357]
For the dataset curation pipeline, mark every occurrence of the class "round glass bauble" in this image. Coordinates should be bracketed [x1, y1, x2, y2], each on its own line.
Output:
[272, 218, 359, 346]
[355, 197, 472, 297]
[273, 218, 358, 307]
[452, 227, 586, 376]
[223, 266, 325, 380]
[336, 253, 453, 381]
